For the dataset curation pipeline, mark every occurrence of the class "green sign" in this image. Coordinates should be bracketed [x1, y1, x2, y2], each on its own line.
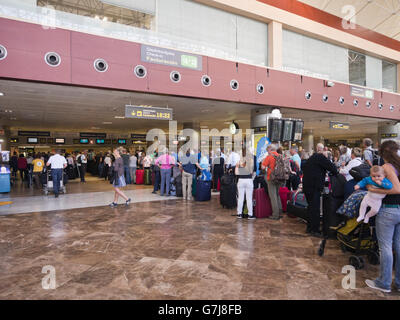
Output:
[181, 55, 198, 69]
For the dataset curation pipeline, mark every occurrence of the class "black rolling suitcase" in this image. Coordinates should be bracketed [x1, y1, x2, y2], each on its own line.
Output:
[220, 173, 237, 209]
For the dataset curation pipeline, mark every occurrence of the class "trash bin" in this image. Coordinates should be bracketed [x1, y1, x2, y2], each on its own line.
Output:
[0, 169, 11, 193]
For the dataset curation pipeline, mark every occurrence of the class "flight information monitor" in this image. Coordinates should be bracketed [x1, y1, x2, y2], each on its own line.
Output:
[293, 121, 304, 142]
[282, 120, 294, 142]
[268, 119, 283, 142]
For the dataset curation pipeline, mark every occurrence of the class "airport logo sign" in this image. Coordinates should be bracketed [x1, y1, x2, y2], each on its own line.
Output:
[329, 122, 350, 130]
[141, 45, 202, 70]
[350, 86, 374, 99]
[125, 105, 173, 120]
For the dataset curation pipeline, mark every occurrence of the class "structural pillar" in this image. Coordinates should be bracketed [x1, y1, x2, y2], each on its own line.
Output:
[0, 126, 10, 152]
[397, 63, 400, 94]
[268, 21, 283, 69]
[302, 130, 314, 154]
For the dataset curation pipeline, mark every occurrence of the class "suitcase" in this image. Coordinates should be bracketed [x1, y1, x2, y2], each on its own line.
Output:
[192, 176, 197, 197]
[195, 179, 212, 201]
[287, 202, 309, 222]
[169, 177, 177, 196]
[136, 169, 144, 184]
[174, 175, 183, 197]
[217, 178, 221, 191]
[279, 186, 290, 213]
[144, 169, 152, 185]
[253, 188, 272, 218]
[220, 174, 237, 209]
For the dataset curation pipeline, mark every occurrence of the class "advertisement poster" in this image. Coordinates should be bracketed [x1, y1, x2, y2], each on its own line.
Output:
[254, 133, 270, 175]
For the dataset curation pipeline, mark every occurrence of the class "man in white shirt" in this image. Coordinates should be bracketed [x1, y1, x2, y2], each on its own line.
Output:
[339, 147, 363, 181]
[226, 150, 240, 170]
[46, 150, 67, 198]
[77, 150, 88, 182]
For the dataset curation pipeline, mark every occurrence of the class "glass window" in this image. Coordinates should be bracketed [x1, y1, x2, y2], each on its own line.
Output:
[348, 50, 366, 86]
[382, 61, 397, 92]
[37, 0, 155, 30]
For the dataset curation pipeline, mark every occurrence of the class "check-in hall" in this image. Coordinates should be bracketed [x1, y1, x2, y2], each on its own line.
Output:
[1, 0, 400, 301]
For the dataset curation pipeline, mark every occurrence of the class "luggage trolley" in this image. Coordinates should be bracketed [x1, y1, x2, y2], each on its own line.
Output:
[43, 168, 67, 196]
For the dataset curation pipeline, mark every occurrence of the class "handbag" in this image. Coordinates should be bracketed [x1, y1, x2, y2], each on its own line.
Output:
[349, 163, 371, 182]
[109, 170, 116, 184]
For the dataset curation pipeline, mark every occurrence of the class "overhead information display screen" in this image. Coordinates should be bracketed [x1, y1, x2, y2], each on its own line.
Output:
[268, 119, 283, 142]
[293, 121, 304, 141]
[125, 105, 173, 120]
[282, 120, 294, 142]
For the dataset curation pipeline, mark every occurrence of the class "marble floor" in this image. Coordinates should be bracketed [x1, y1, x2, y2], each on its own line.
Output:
[0, 196, 398, 300]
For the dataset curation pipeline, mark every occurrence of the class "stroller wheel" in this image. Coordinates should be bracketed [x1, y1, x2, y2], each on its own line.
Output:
[367, 251, 380, 265]
[349, 256, 364, 270]
[340, 243, 347, 253]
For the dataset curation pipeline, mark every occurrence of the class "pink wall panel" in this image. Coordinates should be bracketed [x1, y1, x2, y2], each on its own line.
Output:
[1, 17, 400, 121]
[0, 18, 71, 83]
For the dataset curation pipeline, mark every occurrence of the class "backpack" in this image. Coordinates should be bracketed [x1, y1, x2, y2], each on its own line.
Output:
[77, 155, 82, 164]
[365, 149, 383, 166]
[269, 155, 290, 185]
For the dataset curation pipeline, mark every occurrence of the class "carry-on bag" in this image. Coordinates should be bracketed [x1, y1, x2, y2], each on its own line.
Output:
[136, 169, 144, 185]
[144, 169, 152, 185]
[279, 186, 290, 213]
[195, 179, 212, 201]
[220, 173, 237, 209]
[253, 187, 272, 218]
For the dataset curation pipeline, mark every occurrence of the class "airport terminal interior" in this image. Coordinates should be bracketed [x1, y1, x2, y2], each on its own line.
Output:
[1, 0, 400, 300]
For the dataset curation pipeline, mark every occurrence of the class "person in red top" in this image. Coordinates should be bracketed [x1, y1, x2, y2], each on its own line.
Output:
[261, 144, 282, 220]
[17, 154, 28, 181]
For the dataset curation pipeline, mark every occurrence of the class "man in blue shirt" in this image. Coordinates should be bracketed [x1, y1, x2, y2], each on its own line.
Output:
[178, 150, 200, 201]
[290, 147, 301, 171]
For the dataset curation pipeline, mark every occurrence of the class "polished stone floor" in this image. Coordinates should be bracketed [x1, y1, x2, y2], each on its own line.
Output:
[0, 197, 399, 300]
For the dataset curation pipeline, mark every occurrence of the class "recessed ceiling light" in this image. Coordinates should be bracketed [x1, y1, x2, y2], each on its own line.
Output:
[102, 122, 112, 124]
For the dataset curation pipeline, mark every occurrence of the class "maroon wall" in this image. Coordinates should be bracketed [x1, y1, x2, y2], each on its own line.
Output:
[0, 17, 399, 120]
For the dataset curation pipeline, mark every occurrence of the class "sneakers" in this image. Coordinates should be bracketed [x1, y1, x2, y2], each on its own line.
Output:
[237, 214, 243, 219]
[247, 215, 256, 220]
[365, 279, 391, 293]
[125, 198, 131, 206]
[109, 202, 117, 208]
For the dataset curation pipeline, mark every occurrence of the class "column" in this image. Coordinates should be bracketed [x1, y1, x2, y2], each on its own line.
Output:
[302, 130, 314, 154]
[0, 126, 10, 152]
[268, 21, 283, 69]
[397, 64, 400, 94]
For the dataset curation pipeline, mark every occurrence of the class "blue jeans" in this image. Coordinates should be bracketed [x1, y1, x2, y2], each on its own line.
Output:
[51, 169, 63, 195]
[375, 206, 400, 290]
[124, 165, 131, 184]
[160, 168, 171, 196]
[153, 170, 161, 191]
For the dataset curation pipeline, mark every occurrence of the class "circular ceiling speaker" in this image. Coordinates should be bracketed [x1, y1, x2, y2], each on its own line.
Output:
[305, 91, 311, 100]
[390, 105, 395, 112]
[201, 75, 211, 86]
[256, 84, 264, 94]
[170, 71, 181, 83]
[45, 52, 61, 67]
[322, 94, 328, 103]
[353, 99, 359, 107]
[230, 79, 239, 90]
[94, 58, 108, 72]
[339, 97, 345, 105]
[0, 45, 7, 60]
[134, 65, 147, 78]
[366, 101, 371, 109]
[378, 103, 383, 111]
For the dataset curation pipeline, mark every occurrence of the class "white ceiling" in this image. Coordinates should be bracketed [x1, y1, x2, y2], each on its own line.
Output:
[298, 0, 400, 40]
[0, 79, 389, 140]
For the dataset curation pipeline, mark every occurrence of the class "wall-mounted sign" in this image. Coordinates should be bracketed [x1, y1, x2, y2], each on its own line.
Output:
[350, 86, 374, 99]
[253, 127, 267, 133]
[27, 137, 38, 144]
[80, 132, 107, 138]
[381, 133, 398, 138]
[10, 138, 19, 143]
[131, 134, 147, 140]
[141, 45, 202, 71]
[118, 139, 127, 145]
[96, 139, 105, 144]
[80, 139, 89, 144]
[18, 131, 50, 137]
[125, 105, 173, 120]
[55, 138, 65, 144]
[329, 122, 350, 130]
